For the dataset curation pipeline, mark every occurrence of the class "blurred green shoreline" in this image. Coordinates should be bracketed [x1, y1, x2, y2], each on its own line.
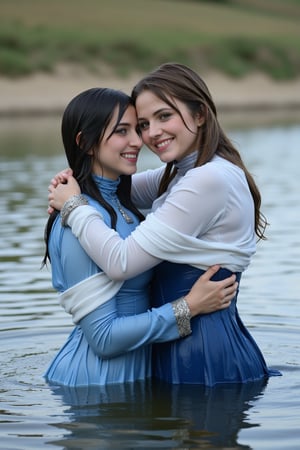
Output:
[1, 0, 300, 127]
[1, 0, 300, 81]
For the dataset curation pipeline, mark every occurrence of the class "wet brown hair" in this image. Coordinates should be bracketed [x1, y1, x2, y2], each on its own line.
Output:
[131, 62, 267, 240]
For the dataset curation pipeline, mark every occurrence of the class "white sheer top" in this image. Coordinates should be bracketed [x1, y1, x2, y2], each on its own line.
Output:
[67, 153, 256, 280]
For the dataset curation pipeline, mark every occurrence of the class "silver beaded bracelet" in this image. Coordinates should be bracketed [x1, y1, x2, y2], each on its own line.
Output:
[60, 194, 89, 227]
[171, 297, 192, 337]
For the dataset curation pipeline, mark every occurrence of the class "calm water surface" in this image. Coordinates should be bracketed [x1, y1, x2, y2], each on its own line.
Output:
[0, 118, 299, 449]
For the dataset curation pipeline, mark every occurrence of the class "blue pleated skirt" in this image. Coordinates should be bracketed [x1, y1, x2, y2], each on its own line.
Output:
[151, 262, 281, 385]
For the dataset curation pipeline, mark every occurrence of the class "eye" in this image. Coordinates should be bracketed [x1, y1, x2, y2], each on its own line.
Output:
[115, 127, 128, 135]
[159, 112, 172, 121]
[138, 121, 149, 131]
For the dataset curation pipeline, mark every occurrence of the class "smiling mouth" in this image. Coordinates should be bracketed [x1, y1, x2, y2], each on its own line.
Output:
[121, 152, 138, 162]
[155, 138, 173, 150]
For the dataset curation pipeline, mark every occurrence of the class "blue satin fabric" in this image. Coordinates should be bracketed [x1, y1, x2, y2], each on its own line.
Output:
[151, 262, 281, 385]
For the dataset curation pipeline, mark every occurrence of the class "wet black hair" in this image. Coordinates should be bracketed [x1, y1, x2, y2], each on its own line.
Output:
[43, 87, 144, 265]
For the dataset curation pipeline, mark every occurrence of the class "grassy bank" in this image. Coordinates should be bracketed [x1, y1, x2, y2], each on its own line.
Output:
[1, 0, 300, 79]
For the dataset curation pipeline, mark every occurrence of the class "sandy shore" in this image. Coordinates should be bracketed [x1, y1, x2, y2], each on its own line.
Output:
[1, 67, 300, 124]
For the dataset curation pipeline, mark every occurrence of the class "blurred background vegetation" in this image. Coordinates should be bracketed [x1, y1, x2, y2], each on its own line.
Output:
[0, 0, 300, 80]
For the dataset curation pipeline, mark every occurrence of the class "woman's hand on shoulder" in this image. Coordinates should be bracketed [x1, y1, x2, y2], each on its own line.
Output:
[48, 175, 81, 212]
[184, 265, 238, 317]
[47, 168, 73, 214]
[50, 168, 73, 188]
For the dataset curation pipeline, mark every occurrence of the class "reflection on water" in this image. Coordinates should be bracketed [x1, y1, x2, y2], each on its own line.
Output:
[46, 379, 266, 449]
[0, 119, 299, 449]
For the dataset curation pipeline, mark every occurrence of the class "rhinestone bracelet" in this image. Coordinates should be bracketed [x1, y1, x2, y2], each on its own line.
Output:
[60, 194, 89, 227]
[171, 297, 192, 337]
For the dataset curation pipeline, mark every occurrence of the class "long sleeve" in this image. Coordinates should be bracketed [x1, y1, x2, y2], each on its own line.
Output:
[66, 159, 256, 279]
[49, 189, 191, 361]
[79, 299, 180, 359]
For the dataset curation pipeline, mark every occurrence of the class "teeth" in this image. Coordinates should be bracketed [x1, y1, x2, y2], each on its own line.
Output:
[122, 153, 137, 159]
[156, 139, 172, 148]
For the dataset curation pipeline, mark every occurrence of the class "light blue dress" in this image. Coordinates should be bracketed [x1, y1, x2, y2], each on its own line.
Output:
[44, 176, 180, 387]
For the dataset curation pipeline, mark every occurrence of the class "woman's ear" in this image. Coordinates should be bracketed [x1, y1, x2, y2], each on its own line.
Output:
[76, 131, 93, 156]
[75, 131, 82, 146]
[196, 113, 205, 127]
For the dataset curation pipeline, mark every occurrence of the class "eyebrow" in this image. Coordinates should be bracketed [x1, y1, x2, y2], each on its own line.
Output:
[138, 107, 172, 121]
[115, 121, 131, 127]
[107, 121, 131, 137]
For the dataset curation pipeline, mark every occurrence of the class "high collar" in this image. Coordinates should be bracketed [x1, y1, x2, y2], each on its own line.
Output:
[174, 151, 198, 176]
[92, 175, 120, 198]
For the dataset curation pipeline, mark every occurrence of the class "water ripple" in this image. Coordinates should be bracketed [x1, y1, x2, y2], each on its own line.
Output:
[0, 124, 300, 449]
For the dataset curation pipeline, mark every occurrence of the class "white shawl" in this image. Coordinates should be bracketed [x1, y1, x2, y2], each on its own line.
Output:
[59, 272, 123, 324]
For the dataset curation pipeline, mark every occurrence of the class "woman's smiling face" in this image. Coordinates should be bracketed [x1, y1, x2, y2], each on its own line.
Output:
[136, 90, 204, 163]
[92, 104, 142, 179]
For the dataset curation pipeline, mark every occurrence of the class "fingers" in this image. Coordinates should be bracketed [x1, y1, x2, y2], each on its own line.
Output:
[219, 281, 238, 308]
[223, 281, 238, 297]
[48, 187, 54, 202]
[222, 273, 237, 288]
[66, 176, 80, 190]
[47, 176, 81, 213]
[50, 177, 58, 188]
[47, 169, 73, 215]
[200, 264, 220, 281]
[47, 186, 55, 214]
[198, 266, 236, 287]
[50, 169, 72, 188]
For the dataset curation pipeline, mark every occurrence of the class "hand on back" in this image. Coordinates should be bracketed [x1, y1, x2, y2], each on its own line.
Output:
[185, 265, 237, 316]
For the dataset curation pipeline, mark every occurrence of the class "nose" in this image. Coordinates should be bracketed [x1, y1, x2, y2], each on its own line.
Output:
[130, 130, 143, 148]
[148, 121, 162, 138]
